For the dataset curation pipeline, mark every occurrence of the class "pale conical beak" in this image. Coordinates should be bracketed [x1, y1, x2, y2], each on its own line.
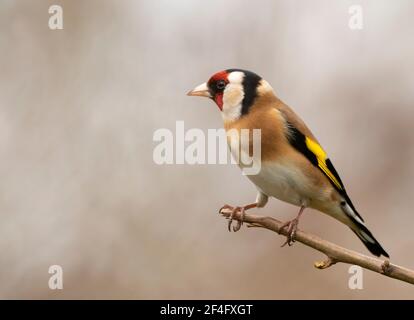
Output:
[187, 82, 211, 98]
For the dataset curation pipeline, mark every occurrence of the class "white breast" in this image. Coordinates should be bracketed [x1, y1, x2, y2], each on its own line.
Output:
[246, 161, 313, 207]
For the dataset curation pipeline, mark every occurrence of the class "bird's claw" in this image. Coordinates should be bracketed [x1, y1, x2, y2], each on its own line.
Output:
[280, 218, 299, 247]
[219, 205, 245, 232]
[219, 204, 233, 214]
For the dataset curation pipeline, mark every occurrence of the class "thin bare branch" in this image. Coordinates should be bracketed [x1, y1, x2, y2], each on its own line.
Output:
[220, 208, 414, 285]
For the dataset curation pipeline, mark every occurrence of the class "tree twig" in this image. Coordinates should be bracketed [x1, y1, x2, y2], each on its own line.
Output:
[220, 209, 414, 285]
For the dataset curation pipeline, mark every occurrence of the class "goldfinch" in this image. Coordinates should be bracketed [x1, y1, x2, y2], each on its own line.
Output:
[187, 69, 389, 258]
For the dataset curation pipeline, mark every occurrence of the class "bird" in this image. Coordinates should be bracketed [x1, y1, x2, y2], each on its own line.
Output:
[187, 68, 389, 258]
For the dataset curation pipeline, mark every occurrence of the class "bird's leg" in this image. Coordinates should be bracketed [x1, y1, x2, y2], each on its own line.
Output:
[280, 206, 305, 247]
[219, 203, 257, 232]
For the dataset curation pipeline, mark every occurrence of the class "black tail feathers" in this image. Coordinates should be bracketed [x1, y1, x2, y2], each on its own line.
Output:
[351, 223, 389, 258]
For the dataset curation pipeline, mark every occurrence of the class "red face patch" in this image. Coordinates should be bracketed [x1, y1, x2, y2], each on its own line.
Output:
[207, 70, 229, 111]
[214, 93, 224, 110]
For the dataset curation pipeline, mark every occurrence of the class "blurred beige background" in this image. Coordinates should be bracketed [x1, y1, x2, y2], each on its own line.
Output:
[1, 0, 413, 299]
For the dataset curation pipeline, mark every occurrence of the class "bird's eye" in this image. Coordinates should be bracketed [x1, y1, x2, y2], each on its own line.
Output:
[216, 80, 226, 90]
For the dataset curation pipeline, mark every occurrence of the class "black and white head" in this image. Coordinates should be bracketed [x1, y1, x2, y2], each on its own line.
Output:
[187, 69, 274, 121]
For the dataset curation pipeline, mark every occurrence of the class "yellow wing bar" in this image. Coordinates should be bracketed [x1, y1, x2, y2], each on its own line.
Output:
[305, 137, 343, 190]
